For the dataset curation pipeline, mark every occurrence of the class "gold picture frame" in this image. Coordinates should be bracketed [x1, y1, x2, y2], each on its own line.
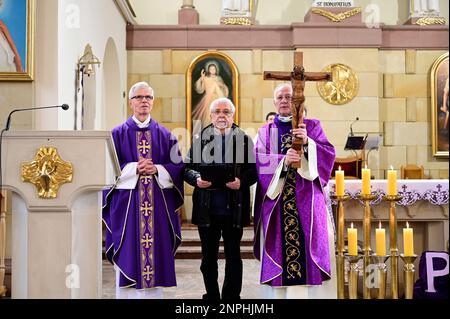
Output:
[0, 0, 35, 81]
[430, 52, 449, 158]
[186, 51, 239, 141]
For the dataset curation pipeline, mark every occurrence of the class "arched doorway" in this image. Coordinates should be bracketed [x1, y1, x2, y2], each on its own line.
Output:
[102, 38, 123, 130]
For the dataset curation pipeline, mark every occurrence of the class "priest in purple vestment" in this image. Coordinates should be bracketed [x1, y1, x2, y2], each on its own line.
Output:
[253, 83, 337, 298]
[102, 82, 184, 290]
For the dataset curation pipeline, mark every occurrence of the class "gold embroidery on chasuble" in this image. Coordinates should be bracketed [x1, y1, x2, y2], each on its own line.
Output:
[137, 131, 154, 288]
[283, 169, 302, 279]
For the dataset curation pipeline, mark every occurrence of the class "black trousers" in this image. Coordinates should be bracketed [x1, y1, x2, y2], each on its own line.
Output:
[198, 214, 243, 300]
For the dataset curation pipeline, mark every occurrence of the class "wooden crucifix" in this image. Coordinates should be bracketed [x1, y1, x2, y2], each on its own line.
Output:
[264, 51, 332, 168]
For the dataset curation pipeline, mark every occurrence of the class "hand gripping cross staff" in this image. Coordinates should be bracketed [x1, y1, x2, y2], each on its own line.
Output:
[264, 51, 332, 168]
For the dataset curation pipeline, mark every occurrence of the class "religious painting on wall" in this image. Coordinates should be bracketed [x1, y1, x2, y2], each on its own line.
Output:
[0, 0, 34, 81]
[186, 51, 239, 140]
[430, 52, 449, 158]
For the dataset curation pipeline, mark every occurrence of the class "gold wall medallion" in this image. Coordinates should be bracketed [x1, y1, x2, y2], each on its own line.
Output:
[21, 147, 73, 199]
[311, 7, 361, 22]
[317, 63, 359, 105]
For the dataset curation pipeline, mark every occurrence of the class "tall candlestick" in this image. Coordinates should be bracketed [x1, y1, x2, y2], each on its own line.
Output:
[403, 222, 414, 256]
[335, 166, 344, 196]
[348, 223, 358, 256]
[387, 166, 397, 196]
[376, 222, 386, 256]
[362, 166, 371, 195]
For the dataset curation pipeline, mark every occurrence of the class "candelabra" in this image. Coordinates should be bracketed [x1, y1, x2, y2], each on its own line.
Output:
[346, 253, 362, 299]
[357, 193, 377, 299]
[331, 194, 350, 299]
[383, 194, 403, 299]
[400, 254, 418, 299]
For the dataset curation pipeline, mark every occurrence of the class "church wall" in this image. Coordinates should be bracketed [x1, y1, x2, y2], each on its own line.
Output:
[130, 0, 449, 26]
[128, 47, 448, 192]
[56, 0, 127, 130]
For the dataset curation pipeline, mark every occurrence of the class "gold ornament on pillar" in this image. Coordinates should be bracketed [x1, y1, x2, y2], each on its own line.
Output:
[317, 63, 358, 105]
[21, 147, 73, 199]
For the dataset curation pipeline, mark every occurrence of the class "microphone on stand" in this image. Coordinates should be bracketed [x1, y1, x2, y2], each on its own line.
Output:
[1, 104, 69, 190]
[349, 117, 359, 136]
[4, 104, 70, 131]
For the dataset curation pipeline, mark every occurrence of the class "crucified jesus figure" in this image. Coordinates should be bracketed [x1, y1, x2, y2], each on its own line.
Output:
[264, 51, 332, 167]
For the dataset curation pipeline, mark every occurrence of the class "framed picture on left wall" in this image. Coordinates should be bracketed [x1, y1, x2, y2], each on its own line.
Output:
[0, 0, 34, 81]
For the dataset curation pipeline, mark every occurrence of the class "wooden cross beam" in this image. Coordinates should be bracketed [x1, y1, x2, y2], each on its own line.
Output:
[264, 51, 332, 167]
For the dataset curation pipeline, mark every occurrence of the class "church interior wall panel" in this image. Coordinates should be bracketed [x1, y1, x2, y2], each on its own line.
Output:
[127, 50, 163, 74]
[302, 48, 380, 73]
[380, 98, 407, 122]
[171, 98, 187, 124]
[162, 97, 173, 122]
[439, 170, 449, 179]
[406, 145, 418, 164]
[357, 72, 381, 97]
[378, 145, 407, 169]
[385, 122, 429, 146]
[148, 74, 185, 98]
[307, 97, 379, 122]
[390, 74, 429, 98]
[406, 97, 418, 122]
[162, 49, 173, 74]
[383, 74, 395, 98]
[0, 84, 33, 130]
[221, 50, 253, 74]
[415, 50, 449, 74]
[252, 97, 264, 122]
[171, 50, 205, 74]
[239, 73, 274, 98]
[251, 49, 263, 74]
[405, 49, 416, 74]
[262, 50, 294, 73]
[379, 50, 406, 74]
[239, 98, 254, 123]
[415, 97, 430, 122]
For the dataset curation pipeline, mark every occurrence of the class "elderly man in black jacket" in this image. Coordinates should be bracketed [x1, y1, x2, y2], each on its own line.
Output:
[184, 97, 257, 300]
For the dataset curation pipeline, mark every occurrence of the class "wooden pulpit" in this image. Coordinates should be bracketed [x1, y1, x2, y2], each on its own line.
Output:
[1, 131, 120, 299]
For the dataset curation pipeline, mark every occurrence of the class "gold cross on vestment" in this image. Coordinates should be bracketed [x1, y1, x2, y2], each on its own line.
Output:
[141, 201, 152, 217]
[142, 233, 152, 249]
[142, 265, 153, 282]
[138, 140, 150, 156]
[264, 51, 332, 168]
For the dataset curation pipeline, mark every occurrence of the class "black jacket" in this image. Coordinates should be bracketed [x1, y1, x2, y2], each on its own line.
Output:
[184, 124, 257, 228]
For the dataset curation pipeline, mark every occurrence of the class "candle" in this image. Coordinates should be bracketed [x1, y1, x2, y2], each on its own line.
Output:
[376, 222, 386, 256]
[361, 165, 371, 195]
[347, 223, 358, 256]
[387, 166, 397, 196]
[335, 166, 345, 196]
[403, 222, 414, 256]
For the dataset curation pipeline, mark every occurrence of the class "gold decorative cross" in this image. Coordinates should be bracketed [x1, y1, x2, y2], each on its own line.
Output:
[264, 51, 332, 167]
[138, 140, 150, 156]
[142, 233, 152, 249]
[141, 201, 152, 217]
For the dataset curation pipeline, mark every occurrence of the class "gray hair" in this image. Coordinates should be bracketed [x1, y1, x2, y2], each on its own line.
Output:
[128, 81, 154, 99]
[273, 82, 292, 100]
[210, 97, 235, 114]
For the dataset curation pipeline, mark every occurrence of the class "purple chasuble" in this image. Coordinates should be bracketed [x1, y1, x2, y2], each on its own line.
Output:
[103, 117, 184, 289]
[253, 116, 335, 286]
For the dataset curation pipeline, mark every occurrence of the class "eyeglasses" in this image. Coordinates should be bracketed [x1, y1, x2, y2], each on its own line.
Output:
[276, 94, 292, 101]
[212, 109, 233, 116]
[131, 95, 154, 101]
